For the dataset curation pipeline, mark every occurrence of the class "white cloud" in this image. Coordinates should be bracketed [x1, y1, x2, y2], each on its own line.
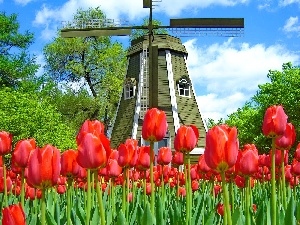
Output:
[283, 16, 300, 36]
[14, 0, 33, 6]
[185, 38, 300, 121]
[279, 0, 300, 7]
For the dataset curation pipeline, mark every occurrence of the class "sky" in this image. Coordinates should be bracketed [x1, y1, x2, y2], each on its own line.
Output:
[1, 0, 300, 123]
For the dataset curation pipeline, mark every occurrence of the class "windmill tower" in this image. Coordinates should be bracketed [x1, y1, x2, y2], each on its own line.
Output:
[60, 1, 244, 158]
[109, 34, 207, 156]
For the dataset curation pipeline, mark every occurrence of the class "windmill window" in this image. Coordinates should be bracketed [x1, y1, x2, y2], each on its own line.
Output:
[177, 79, 190, 97]
[124, 78, 136, 100]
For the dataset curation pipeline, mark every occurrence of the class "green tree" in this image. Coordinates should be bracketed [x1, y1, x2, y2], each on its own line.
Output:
[225, 62, 300, 154]
[43, 7, 127, 129]
[0, 12, 39, 88]
[130, 18, 168, 41]
[0, 87, 76, 150]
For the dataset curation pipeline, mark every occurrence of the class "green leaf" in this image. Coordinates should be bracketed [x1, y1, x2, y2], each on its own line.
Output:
[285, 196, 296, 225]
[116, 211, 126, 225]
[155, 196, 164, 225]
[46, 209, 57, 225]
[204, 210, 215, 225]
[142, 202, 154, 225]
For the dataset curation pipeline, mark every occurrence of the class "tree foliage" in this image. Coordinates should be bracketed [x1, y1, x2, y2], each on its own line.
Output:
[130, 18, 168, 41]
[43, 7, 127, 128]
[0, 12, 38, 88]
[225, 62, 300, 154]
[0, 87, 76, 150]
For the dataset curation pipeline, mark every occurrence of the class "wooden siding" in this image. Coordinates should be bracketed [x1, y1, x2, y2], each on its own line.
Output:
[110, 53, 140, 148]
[171, 52, 206, 148]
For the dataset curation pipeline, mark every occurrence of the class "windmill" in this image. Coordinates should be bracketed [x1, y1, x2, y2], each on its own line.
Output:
[61, 0, 244, 161]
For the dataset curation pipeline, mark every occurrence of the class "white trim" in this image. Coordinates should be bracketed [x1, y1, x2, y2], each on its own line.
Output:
[183, 55, 208, 132]
[107, 58, 130, 138]
[166, 50, 181, 133]
[131, 52, 144, 139]
[190, 147, 205, 155]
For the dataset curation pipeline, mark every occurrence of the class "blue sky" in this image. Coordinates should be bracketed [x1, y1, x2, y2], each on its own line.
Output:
[1, 0, 300, 122]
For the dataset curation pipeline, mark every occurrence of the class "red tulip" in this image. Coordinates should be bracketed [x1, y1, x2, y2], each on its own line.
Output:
[204, 125, 239, 173]
[117, 139, 138, 168]
[174, 125, 199, 153]
[0, 131, 13, 155]
[136, 146, 150, 170]
[107, 150, 122, 178]
[2, 203, 26, 225]
[76, 120, 105, 145]
[275, 123, 296, 150]
[197, 155, 211, 173]
[12, 139, 36, 168]
[291, 159, 300, 176]
[157, 147, 172, 165]
[236, 144, 259, 176]
[262, 105, 287, 138]
[294, 143, 300, 161]
[191, 180, 199, 192]
[142, 108, 168, 142]
[217, 203, 225, 216]
[172, 151, 184, 166]
[77, 133, 110, 170]
[27, 144, 61, 189]
[61, 149, 82, 178]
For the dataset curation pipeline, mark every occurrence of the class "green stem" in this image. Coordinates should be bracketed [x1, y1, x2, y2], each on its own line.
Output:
[95, 171, 106, 225]
[229, 179, 234, 210]
[20, 168, 25, 209]
[271, 138, 277, 225]
[126, 168, 130, 221]
[111, 179, 115, 219]
[122, 168, 126, 213]
[185, 152, 192, 225]
[3, 158, 8, 207]
[281, 150, 287, 210]
[150, 141, 155, 215]
[86, 169, 91, 225]
[221, 171, 232, 225]
[245, 177, 251, 225]
[41, 189, 46, 225]
[67, 178, 73, 225]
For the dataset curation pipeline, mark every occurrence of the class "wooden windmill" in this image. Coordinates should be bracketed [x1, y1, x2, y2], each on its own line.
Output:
[61, 0, 244, 159]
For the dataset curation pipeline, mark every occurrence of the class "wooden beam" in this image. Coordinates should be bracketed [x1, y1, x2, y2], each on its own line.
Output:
[170, 18, 244, 28]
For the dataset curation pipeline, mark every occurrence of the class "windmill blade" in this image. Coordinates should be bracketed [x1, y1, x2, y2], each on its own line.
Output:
[166, 18, 244, 37]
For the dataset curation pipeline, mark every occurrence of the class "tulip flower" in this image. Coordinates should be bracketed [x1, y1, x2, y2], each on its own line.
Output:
[174, 125, 199, 153]
[275, 123, 296, 150]
[0, 131, 13, 207]
[142, 108, 168, 142]
[236, 144, 259, 176]
[76, 119, 105, 145]
[77, 133, 110, 170]
[136, 146, 150, 171]
[204, 125, 239, 173]
[27, 144, 61, 189]
[262, 105, 287, 138]
[2, 203, 26, 225]
[157, 147, 172, 165]
[204, 124, 239, 225]
[117, 139, 138, 168]
[12, 139, 36, 168]
[61, 149, 82, 178]
[0, 131, 13, 155]
[172, 151, 184, 166]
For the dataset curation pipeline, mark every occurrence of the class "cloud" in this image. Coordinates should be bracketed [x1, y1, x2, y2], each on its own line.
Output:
[14, 0, 33, 6]
[279, 0, 300, 7]
[185, 38, 300, 121]
[283, 16, 300, 36]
